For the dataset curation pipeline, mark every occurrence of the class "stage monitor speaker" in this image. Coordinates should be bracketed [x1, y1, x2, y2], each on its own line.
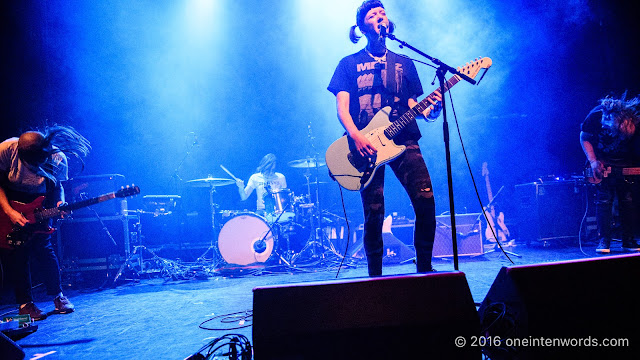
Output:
[0, 331, 24, 360]
[253, 272, 481, 360]
[434, 213, 483, 257]
[63, 174, 127, 217]
[478, 254, 640, 359]
[513, 180, 584, 244]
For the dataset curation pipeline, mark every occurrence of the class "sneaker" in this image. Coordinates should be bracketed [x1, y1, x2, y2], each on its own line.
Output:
[417, 266, 437, 273]
[19, 302, 47, 321]
[622, 239, 640, 252]
[54, 295, 75, 314]
[596, 239, 611, 254]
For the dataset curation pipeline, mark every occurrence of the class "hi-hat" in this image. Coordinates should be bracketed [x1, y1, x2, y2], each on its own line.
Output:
[186, 177, 235, 187]
[288, 159, 326, 168]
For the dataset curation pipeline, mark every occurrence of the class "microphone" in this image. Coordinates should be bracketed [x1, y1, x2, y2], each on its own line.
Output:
[378, 23, 388, 39]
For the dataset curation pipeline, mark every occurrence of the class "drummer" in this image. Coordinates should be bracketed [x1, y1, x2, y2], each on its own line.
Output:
[236, 153, 287, 217]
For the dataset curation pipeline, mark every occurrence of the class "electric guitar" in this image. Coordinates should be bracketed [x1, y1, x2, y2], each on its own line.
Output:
[325, 57, 492, 191]
[0, 185, 140, 249]
[481, 162, 510, 244]
[584, 164, 640, 184]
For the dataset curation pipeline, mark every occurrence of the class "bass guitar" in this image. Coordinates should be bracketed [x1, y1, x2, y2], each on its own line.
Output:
[0, 185, 140, 249]
[481, 162, 510, 244]
[325, 57, 492, 191]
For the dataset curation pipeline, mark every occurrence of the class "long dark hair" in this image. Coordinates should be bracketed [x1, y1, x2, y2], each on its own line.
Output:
[256, 153, 276, 175]
[598, 92, 640, 137]
[42, 125, 91, 160]
[18, 125, 91, 173]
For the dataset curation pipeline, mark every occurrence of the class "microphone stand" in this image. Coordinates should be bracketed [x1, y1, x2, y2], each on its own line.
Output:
[384, 31, 476, 271]
[172, 133, 199, 194]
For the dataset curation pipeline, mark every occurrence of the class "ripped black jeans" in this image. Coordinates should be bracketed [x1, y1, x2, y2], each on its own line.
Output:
[360, 141, 436, 276]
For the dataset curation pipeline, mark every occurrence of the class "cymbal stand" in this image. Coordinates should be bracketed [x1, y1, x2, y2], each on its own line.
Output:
[112, 212, 158, 285]
[197, 183, 221, 266]
[291, 123, 343, 264]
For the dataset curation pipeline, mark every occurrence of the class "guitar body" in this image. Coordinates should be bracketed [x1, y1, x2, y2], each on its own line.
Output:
[484, 206, 509, 243]
[0, 196, 54, 249]
[325, 106, 406, 191]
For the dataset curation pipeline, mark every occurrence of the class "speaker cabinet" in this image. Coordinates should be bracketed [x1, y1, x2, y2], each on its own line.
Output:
[56, 215, 137, 277]
[514, 181, 584, 244]
[253, 272, 481, 359]
[478, 254, 640, 359]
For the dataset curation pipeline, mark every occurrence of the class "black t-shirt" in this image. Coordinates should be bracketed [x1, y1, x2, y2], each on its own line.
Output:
[328, 49, 424, 144]
[581, 106, 640, 166]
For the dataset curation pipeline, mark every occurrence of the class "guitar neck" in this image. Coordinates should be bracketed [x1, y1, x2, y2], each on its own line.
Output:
[485, 176, 494, 203]
[623, 167, 640, 176]
[35, 193, 117, 222]
[384, 74, 461, 139]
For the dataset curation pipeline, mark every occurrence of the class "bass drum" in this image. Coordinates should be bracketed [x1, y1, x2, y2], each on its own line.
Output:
[217, 212, 275, 266]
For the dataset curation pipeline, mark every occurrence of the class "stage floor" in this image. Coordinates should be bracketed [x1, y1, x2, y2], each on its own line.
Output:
[1, 237, 627, 359]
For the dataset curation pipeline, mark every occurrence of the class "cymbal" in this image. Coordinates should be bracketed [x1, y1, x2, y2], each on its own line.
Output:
[288, 159, 326, 168]
[186, 177, 235, 187]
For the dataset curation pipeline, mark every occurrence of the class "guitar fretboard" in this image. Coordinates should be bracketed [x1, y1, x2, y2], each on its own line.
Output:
[34, 193, 116, 222]
[384, 75, 462, 139]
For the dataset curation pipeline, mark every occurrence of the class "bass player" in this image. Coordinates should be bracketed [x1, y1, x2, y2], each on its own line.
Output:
[580, 92, 640, 253]
[0, 126, 90, 320]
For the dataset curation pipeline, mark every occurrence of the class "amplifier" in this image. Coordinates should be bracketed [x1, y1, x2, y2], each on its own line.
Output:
[63, 174, 127, 217]
[352, 214, 483, 259]
[433, 213, 484, 258]
[514, 181, 584, 244]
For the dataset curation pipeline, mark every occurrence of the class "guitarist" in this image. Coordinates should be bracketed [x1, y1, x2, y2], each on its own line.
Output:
[580, 92, 640, 253]
[327, 0, 442, 276]
[0, 126, 90, 320]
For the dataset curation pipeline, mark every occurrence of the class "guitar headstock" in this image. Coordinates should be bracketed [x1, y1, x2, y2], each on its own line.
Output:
[457, 57, 492, 84]
[116, 184, 141, 198]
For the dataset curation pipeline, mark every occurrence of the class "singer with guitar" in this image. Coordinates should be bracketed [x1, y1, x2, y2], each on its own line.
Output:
[580, 92, 640, 253]
[327, 0, 442, 276]
[0, 126, 90, 320]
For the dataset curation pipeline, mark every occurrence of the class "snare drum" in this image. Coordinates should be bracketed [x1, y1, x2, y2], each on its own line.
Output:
[217, 212, 275, 265]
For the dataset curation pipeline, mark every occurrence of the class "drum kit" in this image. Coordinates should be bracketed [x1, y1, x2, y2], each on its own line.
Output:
[185, 157, 343, 268]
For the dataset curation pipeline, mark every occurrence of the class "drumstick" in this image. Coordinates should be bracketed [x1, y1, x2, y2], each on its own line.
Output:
[220, 164, 241, 182]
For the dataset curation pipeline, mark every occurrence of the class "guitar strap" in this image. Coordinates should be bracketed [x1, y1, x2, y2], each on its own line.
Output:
[384, 50, 397, 109]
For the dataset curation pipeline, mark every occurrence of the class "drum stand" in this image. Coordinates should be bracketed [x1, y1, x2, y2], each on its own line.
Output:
[265, 211, 294, 266]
